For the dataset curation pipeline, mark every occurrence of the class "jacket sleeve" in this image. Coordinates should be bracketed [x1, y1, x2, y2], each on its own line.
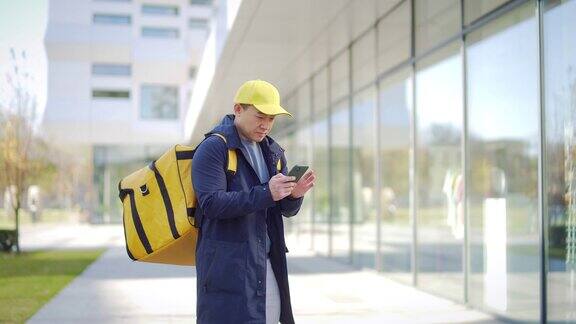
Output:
[278, 153, 304, 217]
[192, 136, 276, 220]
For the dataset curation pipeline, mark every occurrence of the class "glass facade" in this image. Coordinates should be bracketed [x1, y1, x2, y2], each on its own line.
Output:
[273, 0, 576, 321]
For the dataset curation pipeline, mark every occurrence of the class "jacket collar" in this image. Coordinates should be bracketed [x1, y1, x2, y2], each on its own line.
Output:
[205, 114, 285, 157]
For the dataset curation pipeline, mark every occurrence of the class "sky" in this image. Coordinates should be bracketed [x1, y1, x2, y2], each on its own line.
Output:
[0, 0, 48, 125]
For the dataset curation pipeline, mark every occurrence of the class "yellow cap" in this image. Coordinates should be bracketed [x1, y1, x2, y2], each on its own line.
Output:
[234, 80, 293, 117]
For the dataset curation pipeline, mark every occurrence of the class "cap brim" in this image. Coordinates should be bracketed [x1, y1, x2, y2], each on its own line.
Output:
[253, 104, 293, 118]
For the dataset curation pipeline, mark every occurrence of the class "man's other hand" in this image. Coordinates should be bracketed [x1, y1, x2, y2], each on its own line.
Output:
[289, 170, 316, 199]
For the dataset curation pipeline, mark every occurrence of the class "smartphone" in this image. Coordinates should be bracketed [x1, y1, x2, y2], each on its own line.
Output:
[287, 165, 309, 182]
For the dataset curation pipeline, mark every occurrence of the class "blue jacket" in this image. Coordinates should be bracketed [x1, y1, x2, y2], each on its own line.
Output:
[192, 114, 303, 324]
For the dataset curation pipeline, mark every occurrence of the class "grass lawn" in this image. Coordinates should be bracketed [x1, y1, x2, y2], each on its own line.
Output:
[0, 249, 105, 323]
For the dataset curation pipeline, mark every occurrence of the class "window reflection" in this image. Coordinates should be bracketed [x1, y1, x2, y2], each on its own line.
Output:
[312, 111, 330, 256]
[379, 68, 412, 282]
[330, 100, 351, 263]
[352, 87, 377, 269]
[466, 3, 539, 321]
[312, 68, 330, 255]
[415, 41, 463, 301]
[543, 0, 576, 321]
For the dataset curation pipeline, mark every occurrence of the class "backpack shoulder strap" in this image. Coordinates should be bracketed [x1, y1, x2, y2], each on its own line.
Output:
[210, 133, 237, 175]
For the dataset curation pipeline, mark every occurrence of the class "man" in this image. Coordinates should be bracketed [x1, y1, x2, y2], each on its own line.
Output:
[192, 80, 316, 324]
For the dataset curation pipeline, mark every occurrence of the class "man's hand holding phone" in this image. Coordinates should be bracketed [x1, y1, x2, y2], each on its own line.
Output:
[269, 174, 297, 201]
[268, 165, 316, 201]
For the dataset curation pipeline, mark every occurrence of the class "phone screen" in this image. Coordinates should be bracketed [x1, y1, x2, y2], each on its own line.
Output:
[287, 165, 309, 182]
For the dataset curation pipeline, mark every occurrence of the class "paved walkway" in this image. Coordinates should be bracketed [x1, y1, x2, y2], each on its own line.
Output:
[25, 224, 501, 323]
[20, 223, 123, 251]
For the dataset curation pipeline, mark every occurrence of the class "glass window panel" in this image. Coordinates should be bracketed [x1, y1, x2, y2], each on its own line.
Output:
[351, 86, 377, 269]
[310, 69, 329, 247]
[377, 0, 411, 74]
[330, 99, 351, 264]
[142, 4, 179, 16]
[92, 63, 131, 76]
[190, 0, 212, 5]
[415, 41, 463, 301]
[312, 109, 330, 256]
[92, 89, 130, 99]
[464, 0, 509, 25]
[352, 29, 376, 91]
[330, 49, 350, 103]
[415, 0, 460, 55]
[466, 3, 539, 321]
[543, 0, 576, 321]
[189, 18, 209, 29]
[379, 67, 412, 283]
[287, 75, 320, 251]
[142, 27, 179, 39]
[93, 14, 131, 25]
[140, 85, 178, 119]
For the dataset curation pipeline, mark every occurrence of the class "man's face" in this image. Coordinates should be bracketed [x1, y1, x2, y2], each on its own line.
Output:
[234, 104, 276, 142]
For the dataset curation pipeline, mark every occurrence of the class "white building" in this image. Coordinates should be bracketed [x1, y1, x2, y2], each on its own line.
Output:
[42, 0, 214, 222]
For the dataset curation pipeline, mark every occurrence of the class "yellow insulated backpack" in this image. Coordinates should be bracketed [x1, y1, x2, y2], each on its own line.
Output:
[117, 134, 282, 266]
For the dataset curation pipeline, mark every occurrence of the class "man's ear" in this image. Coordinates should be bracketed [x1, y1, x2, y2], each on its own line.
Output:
[233, 103, 243, 116]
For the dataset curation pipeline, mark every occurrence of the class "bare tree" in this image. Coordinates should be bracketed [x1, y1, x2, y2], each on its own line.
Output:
[0, 47, 44, 253]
